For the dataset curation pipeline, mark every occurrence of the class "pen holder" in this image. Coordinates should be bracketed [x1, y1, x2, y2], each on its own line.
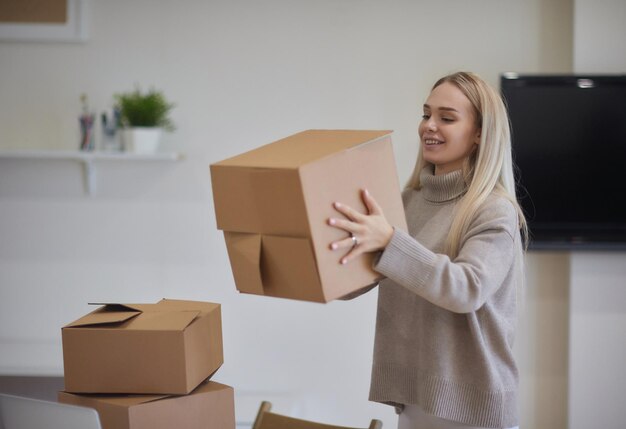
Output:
[101, 108, 122, 152]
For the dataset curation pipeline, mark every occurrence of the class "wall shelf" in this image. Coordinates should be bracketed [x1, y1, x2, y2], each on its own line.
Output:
[0, 149, 184, 196]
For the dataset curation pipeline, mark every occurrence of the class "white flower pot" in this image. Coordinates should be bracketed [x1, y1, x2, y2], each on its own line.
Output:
[122, 127, 162, 154]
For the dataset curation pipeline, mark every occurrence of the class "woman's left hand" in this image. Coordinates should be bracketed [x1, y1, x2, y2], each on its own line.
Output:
[328, 188, 394, 265]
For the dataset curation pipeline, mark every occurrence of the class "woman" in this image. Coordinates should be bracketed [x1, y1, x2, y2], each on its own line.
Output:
[328, 72, 527, 429]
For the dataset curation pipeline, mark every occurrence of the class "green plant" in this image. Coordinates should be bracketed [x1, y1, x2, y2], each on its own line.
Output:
[115, 87, 176, 131]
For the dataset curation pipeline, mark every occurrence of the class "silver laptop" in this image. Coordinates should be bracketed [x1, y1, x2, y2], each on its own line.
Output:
[0, 393, 101, 429]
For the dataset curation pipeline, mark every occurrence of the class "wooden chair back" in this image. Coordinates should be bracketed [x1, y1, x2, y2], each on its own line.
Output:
[252, 401, 383, 429]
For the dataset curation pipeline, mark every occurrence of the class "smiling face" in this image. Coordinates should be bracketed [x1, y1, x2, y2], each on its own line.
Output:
[419, 81, 482, 175]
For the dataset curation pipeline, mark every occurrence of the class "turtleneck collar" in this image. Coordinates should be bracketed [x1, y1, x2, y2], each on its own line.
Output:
[419, 164, 467, 203]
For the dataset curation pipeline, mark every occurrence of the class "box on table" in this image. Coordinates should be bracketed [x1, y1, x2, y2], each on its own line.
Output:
[58, 380, 235, 429]
[210, 129, 407, 303]
[62, 299, 223, 395]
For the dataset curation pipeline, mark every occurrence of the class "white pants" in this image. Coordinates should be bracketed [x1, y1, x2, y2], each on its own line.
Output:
[398, 404, 519, 429]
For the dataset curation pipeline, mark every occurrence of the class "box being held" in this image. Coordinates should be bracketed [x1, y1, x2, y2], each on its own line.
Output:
[62, 299, 223, 394]
[58, 380, 235, 429]
[211, 129, 407, 303]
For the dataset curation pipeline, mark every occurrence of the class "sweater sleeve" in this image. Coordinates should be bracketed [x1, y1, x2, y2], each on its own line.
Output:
[373, 197, 518, 313]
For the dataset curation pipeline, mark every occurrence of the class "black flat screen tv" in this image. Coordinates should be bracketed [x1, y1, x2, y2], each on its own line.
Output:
[500, 73, 626, 250]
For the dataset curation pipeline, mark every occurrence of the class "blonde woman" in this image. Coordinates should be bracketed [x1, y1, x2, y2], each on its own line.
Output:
[328, 72, 527, 429]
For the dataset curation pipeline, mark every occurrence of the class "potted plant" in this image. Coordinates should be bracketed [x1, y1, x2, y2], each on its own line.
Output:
[115, 87, 175, 154]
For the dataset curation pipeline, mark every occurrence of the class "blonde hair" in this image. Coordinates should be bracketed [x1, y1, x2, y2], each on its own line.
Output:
[406, 71, 528, 258]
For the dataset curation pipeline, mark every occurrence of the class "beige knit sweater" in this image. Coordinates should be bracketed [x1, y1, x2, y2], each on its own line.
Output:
[369, 165, 521, 428]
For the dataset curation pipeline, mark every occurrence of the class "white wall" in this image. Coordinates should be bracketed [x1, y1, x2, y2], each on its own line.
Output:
[0, 0, 574, 428]
[515, 252, 570, 429]
[568, 253, 626, 429]
[568, 2, 626, 428]
[574, 0, 626, 73]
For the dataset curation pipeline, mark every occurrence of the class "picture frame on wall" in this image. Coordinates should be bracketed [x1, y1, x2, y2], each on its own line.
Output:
[0, 0, 88, 43]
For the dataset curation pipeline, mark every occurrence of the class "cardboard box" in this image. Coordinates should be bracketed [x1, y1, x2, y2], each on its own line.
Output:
[210, 129, 407, 303]
[62, 299, 223, 394]
[58, 380, 235, 429]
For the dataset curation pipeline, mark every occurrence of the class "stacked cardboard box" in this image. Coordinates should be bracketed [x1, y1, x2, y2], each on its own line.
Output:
[58, 299, 235, 429]
[211, 129, 408, 302]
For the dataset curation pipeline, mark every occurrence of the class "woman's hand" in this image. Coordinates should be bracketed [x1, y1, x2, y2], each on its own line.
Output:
[328, 189, 394, 265]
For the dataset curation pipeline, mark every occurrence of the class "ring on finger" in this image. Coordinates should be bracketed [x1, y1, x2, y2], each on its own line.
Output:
[350, 233, 358, 248]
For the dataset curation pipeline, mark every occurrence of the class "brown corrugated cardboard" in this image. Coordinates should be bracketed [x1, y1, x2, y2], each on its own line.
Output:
[62, 299, 223, 394]
[210, 129, 407, 303]
[58, 380, 235, 429]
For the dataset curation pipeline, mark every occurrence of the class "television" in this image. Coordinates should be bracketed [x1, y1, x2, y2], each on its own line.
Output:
[500, 73, 626, 250]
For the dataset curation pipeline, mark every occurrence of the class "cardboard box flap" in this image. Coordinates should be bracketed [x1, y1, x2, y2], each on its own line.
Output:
[97, 300, 219, 315]
[224, 231, 324, 301]
[261, 234, 324, 301]
[212, 130, 392, 169]
[65, 303, 201, 330]
[223, 232, 264, 295]
[112, 303, 160, 312]
[88, 303, 148, 312]
[65, 305, 141, 328]
[124, 310, 201, 331]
